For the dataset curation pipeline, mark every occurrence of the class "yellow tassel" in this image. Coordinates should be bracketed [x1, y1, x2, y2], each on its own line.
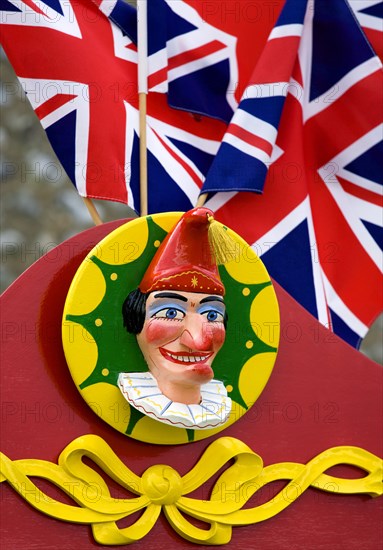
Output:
[207, 215, 239, 265]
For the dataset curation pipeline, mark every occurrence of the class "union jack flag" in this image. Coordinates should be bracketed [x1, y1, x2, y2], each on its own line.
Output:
[203, 0, 383, 348]
[1, 0, 226, 211]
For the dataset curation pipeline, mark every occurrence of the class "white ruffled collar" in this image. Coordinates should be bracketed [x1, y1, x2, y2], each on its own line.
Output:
[118, 372, 232, 430]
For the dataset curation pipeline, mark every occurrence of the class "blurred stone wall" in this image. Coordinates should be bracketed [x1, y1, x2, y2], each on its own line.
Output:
[1, 51, 382, 364]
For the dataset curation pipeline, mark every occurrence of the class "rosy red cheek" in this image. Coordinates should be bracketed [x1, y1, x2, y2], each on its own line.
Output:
[212, 325, 226, 347]
[144, 320, 182, 344]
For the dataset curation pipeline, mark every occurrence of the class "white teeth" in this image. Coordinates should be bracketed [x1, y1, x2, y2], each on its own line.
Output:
[167, 352, 206, 363]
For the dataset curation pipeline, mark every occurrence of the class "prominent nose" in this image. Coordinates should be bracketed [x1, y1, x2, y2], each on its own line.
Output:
[179, 314, 212, 351]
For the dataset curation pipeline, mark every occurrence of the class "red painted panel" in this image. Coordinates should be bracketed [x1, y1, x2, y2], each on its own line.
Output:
[1, 220, 382, 549]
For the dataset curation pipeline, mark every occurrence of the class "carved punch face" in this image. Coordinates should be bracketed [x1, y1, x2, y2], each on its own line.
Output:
[136, 291, 226, 402]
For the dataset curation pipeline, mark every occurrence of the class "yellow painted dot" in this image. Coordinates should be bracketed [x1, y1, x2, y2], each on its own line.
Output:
[102, 368, 109, 377]
[64, 261, 105, 316]
[246, 340, 254, 349]
[239, 353, 277, 408]
[62, 324, 97, 386]
[226, 385, 233, 393]
[242, 287, 250, 296]
[110, 273, 118, 281]
[95, 318, 103, 327]
[154, 240, 161, 248]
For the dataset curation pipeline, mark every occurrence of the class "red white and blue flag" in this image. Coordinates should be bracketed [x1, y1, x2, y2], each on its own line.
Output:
[202, 0, 383, 347]
[202, 1, 308, 194]
[0, 0, 226, 212]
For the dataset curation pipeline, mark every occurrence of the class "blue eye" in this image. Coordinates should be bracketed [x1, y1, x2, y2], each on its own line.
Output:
[202, 310, 224, 323]
[166, 308, 178, 319]
[152, 307, 185, 320]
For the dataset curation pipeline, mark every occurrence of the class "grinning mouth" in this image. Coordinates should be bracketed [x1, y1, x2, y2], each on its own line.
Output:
[159, 348, 213, 365]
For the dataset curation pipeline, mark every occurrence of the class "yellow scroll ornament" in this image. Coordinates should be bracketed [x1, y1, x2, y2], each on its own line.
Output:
[1, 435, 382, 545]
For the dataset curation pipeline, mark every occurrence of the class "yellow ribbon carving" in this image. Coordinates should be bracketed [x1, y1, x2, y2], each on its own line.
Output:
[1, 435, 382, 545]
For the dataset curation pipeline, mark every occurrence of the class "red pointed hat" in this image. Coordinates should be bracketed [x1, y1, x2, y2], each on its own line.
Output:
[139, 208, 225, 296]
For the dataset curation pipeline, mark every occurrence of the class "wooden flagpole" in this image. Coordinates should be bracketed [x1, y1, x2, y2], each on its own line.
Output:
[137, 0, 148, 217]
[82, 197, 103, 225]
[196, 193, 208, 207]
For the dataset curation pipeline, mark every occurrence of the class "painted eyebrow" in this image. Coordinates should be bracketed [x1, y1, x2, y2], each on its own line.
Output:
[199, 296, 225, 305]
[153, 292, 188, 302]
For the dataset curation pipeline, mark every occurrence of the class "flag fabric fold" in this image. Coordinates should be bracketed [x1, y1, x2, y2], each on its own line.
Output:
[201, 0, 308, 194]
[145, 0, 238, 123]
[203, 0, 383, 348]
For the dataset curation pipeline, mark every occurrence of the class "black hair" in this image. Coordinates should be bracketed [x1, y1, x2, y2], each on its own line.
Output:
[223, 310, 228, 330]
[122, 288, 148, 334]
